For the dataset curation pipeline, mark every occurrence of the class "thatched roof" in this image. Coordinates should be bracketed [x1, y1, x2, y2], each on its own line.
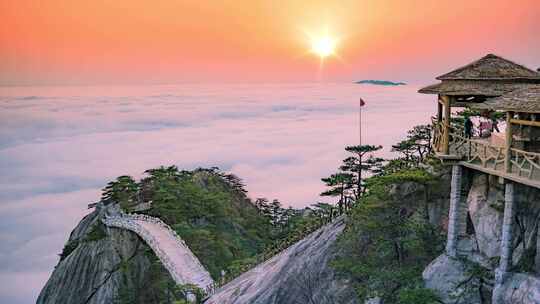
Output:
[474, 85, 540, 113]
[418, 80, 537, 96]
[437, 54, 540, 80]
[419, 54, 540, 96]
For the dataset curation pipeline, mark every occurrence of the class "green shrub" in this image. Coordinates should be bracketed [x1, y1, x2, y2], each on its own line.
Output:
[59, 239, 79, 261]
[332, 168, 445, 303]
[398, 287, 440, 304]
[85, 223, 107, 242]
[175, 283, 206, 303]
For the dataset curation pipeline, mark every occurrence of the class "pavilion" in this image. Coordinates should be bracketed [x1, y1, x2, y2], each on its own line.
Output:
[419, 54, 540, 304]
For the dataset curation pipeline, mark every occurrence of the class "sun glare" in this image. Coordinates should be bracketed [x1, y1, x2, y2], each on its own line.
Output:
[311, 36, 337, 58]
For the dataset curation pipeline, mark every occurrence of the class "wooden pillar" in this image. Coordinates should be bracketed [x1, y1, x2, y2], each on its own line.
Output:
[446, 165, 466, 257]
[441, 95, 451, 155]
[493, 182, 516, 304]
[505, 111, 514, 173]
[500, 182, 516, 272]
[437, 100, 443, 123]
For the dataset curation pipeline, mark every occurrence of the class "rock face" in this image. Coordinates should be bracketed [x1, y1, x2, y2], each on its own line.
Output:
[205, 217, 358, 304]
[498, 273, 540, 303]
[466, 174, 504, 259]
[37, 168, 284, 304]
[38, 192, 359, 304]
[37, 203, 178, 304]
[423, 171, 540, 304]
[423, 254, 483, 304]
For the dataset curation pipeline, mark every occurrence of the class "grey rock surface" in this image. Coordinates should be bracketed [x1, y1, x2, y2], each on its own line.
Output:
[497, 273, 540, 304]
[423, 254, 482, 304]
[425, 171, 540, 303]
[36, 204, 167, 304]
[205, 218, 358, 304]
[467, 174, 504, 259]
[364, 297, 382, 304]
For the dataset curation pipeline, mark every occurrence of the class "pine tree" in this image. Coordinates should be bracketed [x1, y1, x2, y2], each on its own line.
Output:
[254, 198, 271, 217]
[391, 125, 433, 165]
[407, 124, 433, 161]
[321, 172, 354, 214]
[342, 145, 384, 198]
[101, 175, 139, 210]
[311, 202, 335, 224]
[269, 199, 284, 228]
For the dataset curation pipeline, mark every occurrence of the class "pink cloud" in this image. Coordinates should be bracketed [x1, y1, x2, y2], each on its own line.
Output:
[0, 83, 434, 303]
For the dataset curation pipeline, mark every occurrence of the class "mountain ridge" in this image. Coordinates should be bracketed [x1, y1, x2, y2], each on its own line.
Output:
[355, 80, 406, 86]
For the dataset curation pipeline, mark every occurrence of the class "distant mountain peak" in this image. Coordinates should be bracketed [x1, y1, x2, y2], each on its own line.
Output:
[355, 80, 406, 86]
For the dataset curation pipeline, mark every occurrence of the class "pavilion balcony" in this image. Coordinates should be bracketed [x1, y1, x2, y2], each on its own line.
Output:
[432, 119, 540, 188]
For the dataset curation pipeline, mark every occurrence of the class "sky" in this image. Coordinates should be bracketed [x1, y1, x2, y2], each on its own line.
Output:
[1, 0, 539, 85]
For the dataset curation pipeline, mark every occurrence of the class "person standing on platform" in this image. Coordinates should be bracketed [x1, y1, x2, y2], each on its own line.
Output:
[464, 115, 474, 138]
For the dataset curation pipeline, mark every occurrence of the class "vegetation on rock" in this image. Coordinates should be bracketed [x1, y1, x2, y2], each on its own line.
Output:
[331, 168, 445, 303]
[84, 223, 107, 242]
[114, 245, 198, 304]
[321, 144, 384, 213]
[58, 239, 79, 261]
[326, 124, 446, 303]
[68, 122, 449, 303]
[98, 165, 340, 302]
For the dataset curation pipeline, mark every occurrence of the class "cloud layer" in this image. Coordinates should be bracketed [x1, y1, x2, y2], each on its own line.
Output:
[0, 83, 433, 303]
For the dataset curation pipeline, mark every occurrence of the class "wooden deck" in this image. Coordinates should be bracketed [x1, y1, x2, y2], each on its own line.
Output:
[435, 132, 540, 189]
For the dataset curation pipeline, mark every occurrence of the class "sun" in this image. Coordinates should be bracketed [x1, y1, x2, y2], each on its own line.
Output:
[311, 35, 337, 58]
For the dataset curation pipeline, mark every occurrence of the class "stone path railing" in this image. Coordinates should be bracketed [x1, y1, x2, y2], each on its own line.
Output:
[102, 213, 215, 294]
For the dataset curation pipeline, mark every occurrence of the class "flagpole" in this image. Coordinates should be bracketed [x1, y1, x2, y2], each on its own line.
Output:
[359, 99, 362, 147]
[359, 98, 363, 199]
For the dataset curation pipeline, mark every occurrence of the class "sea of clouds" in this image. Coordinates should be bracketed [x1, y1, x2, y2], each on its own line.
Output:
[0, 83, 433, 303]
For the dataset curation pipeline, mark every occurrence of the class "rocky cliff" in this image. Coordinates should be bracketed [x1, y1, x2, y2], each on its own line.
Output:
[39, 165, 540, 304]
[423, 172, 540, 304]
[37, 168, 276, 304]
[38, 205, 358, 304]
[37, 203, 174, 304]
[206, 217, 357, 304]
[37, 167, 360, 304]
[38, 202, 358, 304]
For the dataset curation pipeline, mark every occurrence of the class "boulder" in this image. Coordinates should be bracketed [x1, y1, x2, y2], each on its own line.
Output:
[36, 203, 170, 304]
[37, 213, 154, 304]
[424, 170, 540, 303]
[423, 254, 482, 304]
[498, 273, 540, 304]
[467, 174, 504, 259]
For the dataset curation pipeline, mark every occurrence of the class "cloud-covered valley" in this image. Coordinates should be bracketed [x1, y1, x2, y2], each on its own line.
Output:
[0, 83, 433, 303]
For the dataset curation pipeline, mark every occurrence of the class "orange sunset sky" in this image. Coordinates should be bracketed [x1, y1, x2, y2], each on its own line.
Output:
[1, 0, 539, 85]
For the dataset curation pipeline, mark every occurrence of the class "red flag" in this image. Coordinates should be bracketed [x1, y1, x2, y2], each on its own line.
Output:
[359, 98, 366, 106]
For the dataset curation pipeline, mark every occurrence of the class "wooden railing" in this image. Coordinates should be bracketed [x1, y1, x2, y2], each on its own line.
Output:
[448, 132, 505, 170]
[447, 132, 468, 155]
[432, 118, 446, 153]
[432, 118, 465, 154]
[436, 130, 540, 185]
[510, 148, 540, 179]
[466, 138, 506, 171]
